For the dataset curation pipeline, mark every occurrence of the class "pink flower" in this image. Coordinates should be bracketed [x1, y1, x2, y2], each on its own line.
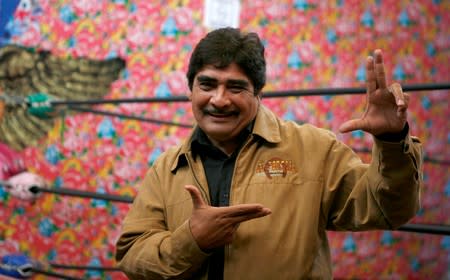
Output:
[297, 42, 315, 65]
[0, 143, 25, 180]
[336, 20, 357, 36]
[114, 159, 141, 183]
[167, 70, 189, 95]
[127, 26, 156, 50]
[435, 31, 450, 50]
[135, 1, 160, 18]
[63, 171, 88, 190]
[71, 27, 103, 57]
[401, 55, 418, 75]
[16, 23, 41, 46]
[174, 7, 194, 32]
[56, 239, 84, 263]
[0, 240, 20, 256]
[265, 3, 289, 20]
[375, 19, 394, 35]
[267, 62, 283, 80]
[72, 0, 106, 17]
[61, 133, 91, 154]
[108, 4, 129, 23]
[405, 3, 422, 22]
[49, 18, 75, 40]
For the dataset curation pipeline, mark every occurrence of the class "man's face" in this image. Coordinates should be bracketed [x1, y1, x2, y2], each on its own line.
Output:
[188, 63, 260, 148]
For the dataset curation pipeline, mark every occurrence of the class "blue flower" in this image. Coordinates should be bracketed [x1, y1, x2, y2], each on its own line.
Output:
[327, 29, 337, 44]
[351, 130, 364, 139]
[38, 218, 56, 237]
[85, 257, 103, 278]
[294, 0, 308, 11]
[148, 147, 162, 166]
[91, 188, 108, 208]
[45, 145, 61, 165]
[67, 36, 76, 48]
[393, 64, 405, 81]
[361, 10, 374, 28]
[161, 16, 178, 37]
[97, 118, 116, 139]
[283, 110, 295, 121]
[0, 186, 9, 201]
[421, 96, 431, 110]
[59, 5, 75, 24]
[398, 10, 410, 27]
[381, 231, 393, 245]
[288, 51, 302, 69]
[426, 43, 436, 57]
[441, 236, 450, 250]
[356, 65, 366, 82]
[444, 179, 450, 197]
[343, 234, 356, 252]
[156, 81, 172, 97]
[410, 258, 420, 271]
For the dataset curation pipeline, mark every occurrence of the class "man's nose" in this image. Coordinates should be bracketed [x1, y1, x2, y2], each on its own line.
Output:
[210, 86, 231, 107]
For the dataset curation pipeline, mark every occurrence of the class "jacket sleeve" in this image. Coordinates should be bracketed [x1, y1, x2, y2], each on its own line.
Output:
[323, 131, 423, 231]
[115, 166, 209, 279]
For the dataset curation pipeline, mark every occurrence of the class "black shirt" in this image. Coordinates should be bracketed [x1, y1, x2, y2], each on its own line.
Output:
[190, 123, 253, 280]
[191, 124, 253, 206]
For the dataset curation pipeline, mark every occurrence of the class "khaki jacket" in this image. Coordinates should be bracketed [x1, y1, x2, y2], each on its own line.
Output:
[116, 105, 422, 279]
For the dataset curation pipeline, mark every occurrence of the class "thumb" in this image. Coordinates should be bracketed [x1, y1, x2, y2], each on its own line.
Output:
[339, 119, 363, 133]
[184, 185, 206, 209]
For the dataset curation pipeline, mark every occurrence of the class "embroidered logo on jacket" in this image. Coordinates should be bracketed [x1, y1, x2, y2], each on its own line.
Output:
[256, 157, 296, 179]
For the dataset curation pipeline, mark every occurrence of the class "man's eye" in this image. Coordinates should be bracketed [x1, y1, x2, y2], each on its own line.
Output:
[229, 87, 246, 93]
[199, 83, 214, 91]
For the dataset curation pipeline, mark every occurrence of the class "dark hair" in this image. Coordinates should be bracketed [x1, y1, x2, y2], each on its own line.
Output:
[186, 27, 266, 95]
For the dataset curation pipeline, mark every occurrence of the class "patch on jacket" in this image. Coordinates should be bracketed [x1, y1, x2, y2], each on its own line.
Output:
[255, 157, 297, 179]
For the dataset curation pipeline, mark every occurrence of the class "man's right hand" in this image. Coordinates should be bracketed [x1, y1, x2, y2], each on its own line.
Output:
[184, 185, 272, 251]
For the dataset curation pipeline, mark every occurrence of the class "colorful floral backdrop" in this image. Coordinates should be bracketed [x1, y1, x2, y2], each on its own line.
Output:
[0, 0, 449, 279]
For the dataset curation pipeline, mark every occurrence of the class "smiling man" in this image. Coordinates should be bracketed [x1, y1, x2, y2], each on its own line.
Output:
[115, 27, 422, 279]
[189, 63, 259, 155]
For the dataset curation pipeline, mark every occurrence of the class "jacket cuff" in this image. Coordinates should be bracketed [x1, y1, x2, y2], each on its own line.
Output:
[172, 220, 211, 263]
[375, 122, 409, 143]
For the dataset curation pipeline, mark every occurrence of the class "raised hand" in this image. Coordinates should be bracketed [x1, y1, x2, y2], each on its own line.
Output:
[339, 49, 409, 136]
[184, 185, 271, 251]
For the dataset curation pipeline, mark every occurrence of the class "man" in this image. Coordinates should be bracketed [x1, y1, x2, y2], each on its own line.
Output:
[115, 27, 422, 279]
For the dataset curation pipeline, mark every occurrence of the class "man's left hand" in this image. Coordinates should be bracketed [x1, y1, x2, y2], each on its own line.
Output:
[339, 49, 409, 136]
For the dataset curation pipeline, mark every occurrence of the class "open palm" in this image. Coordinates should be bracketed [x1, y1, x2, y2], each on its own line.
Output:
[339, 49, 408, 136]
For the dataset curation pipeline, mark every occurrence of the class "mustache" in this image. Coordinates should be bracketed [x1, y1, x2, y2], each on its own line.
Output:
[202, 107, 238, 115]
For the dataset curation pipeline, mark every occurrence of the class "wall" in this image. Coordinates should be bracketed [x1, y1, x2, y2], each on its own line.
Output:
[0, 0, 448, 279]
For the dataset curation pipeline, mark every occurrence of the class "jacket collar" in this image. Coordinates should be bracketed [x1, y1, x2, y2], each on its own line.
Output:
[252, 104, 282, 143]
[169, 104, 282, 172]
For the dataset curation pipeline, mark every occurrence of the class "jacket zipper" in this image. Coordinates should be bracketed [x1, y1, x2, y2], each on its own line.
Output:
[229, 134, 254, 206]
[224, 134, 254, 261]
[185, 153, 211, 205]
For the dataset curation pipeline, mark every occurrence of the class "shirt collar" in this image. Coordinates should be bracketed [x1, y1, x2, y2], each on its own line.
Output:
[170, 105, 281, 172]
[190, 121, 254, 158]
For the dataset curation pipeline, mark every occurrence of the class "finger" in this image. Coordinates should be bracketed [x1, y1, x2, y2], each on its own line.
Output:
[223, 204, 271, 223]
[388, 83, 409, 119]
[374, 49, 388, 90]
[389, 83, 407, 107]
[230, 208, 272, 224]
[224, 204, 271, 217]
[339, 119, 365, 133]
[184, 185, 206, 209]
[366, 55, 377, 94]
[398, 93, 409, 119]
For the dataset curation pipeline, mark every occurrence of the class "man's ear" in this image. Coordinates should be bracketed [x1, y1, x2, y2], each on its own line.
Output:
[187, 91, 192, 100]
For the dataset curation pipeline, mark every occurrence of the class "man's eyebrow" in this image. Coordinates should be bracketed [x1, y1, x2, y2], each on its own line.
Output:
[196, 75, 250, 88]
[196, 75, 217, 83]
[227, 79, 250, 88]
